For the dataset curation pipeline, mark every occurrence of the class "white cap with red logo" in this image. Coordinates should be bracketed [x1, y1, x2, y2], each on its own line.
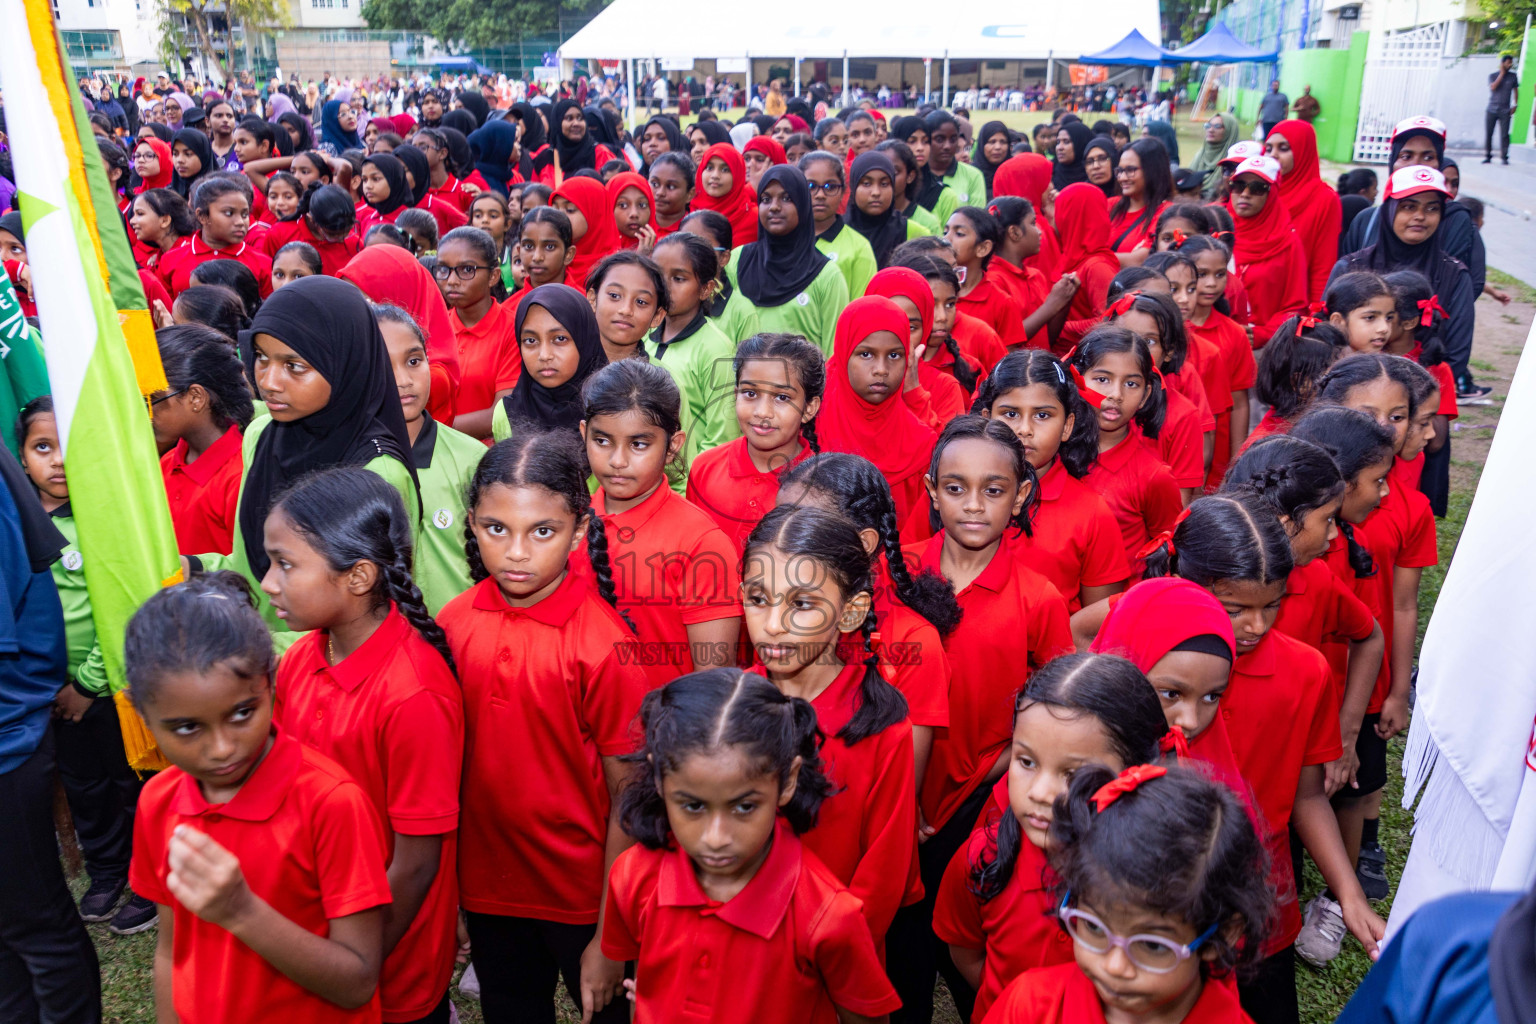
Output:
[1392, 115, 1448, 140]
[1386, 165, 1450, 199]
[1219, 140, 1265, 166]
[1230, 155, 1282, 185]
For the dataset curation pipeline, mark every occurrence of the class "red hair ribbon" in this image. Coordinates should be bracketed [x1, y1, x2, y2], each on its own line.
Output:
[1170, 228, 1188, 248]
[1174, 505, 1193, 526]
[988, 203, 1001, 217]
[1418, 295, 1446, 328]
[1160, 727, 1190, 760]
[1135, 530, 1174, 562]
[1107, 291, 1140, 318]
[1068, 364, 1106, 409]
[1091, 764, 1168, 812]
[1294, 301, 1328, 335]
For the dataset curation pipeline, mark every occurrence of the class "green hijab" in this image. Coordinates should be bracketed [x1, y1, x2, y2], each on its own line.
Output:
[1189, 112, 1238, 196]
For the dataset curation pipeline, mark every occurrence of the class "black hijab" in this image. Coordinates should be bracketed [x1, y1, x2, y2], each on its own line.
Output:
[1052, 121, 1094, 190]
[892, 114, 945, 211]
[456, 91, 490, 130]
[438, 126, 474, 179]
[551, 98, 598, 173]
[737, 165, 829, 307]
[584, 105, 621, 150]
[143, 122, 174, 143]
[846, 152, 908, 269]
[440, 108, 479, 141]
[238, 277, 415, 578]
[1362, 193, 1454, 282]
[638, 115, 684, 175]
[361, 153, 411, 216]
[278, 111, 313, 152]
[970, 120, 1011, 196]
[394, 144, 431, 205]
[170, 128, 215, 199]
[1082, 135, 1120, 198]
[691, 120, 731, 149]
[501, 284, 608, 434]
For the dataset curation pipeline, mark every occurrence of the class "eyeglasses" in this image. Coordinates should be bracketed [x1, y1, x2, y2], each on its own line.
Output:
[807, 182, 843, 195]
[151, 388, 186, 406]
[432, 263, 492, 280]
[1228, 178, 1271, 196]
[1114, 165, 1140, 177]
[1056, 894, 1219, 974]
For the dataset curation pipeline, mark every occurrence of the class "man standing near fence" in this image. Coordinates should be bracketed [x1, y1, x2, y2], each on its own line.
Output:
[1486, 54, 1518, 165]
[1259, 79, 1289, 138]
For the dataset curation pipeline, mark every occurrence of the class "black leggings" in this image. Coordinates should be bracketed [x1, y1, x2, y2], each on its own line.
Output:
[885, 781, 992, 1023]
[463, 913, 628, 1024]
[1239, 947, 1299, 1024]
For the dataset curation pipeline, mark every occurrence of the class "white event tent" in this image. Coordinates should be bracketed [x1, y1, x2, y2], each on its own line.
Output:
[558, 0, 1162, 125]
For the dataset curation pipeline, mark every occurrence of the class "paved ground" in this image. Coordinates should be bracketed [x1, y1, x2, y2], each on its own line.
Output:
[1450, 143, 1536, 288]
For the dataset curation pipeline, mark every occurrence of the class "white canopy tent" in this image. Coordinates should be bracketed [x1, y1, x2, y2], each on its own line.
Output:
[558, 0, 1161, 125]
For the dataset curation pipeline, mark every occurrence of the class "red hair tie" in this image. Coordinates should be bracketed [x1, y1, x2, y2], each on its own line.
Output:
[1170, 228, 1188, 248]
[1091, 764, 1168, 812]
[1160, 727, 1190, 760]
[1107, 292, 1140, 318]
[1135, 530, 1175, 561]
[1068, 364, 1105, 409]
[1418, 295, 1446, 327]
[1174, 505, 1193, 526]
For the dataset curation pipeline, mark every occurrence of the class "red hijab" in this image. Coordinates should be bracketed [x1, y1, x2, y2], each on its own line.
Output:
[605, 171, 656, 249]
[1054, 182, 1119, 281]
[864, 266, 933, 344]
[337, 244, 462, 424]
[1091, 576, 1236, 670]
[553, 175, 623, 291]
[992, 153, 1061, 279]
[691, 142, 759, 246]
[818, 296, 937, 486]
[743, 135, 788, 167]
[1224, 171, 1296, 267]
[134, 137, 174, 192]
[1270, 118, 1342, 300]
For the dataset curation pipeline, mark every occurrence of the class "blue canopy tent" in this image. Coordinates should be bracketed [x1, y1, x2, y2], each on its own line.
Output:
[1079, 28, 1172, 67]
[1162, 22, 1278, 63]
[434, 56, 496, 76]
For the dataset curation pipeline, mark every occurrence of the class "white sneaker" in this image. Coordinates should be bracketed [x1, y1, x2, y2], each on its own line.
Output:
[457, 962, 481, 1001]
[1295, 895, 1346, 966]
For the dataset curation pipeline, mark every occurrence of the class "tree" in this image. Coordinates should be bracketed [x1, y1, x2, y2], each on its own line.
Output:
[154, 0, 291, 83]
[1478, 0, 1536, 54]
[361, 0, 605, 52]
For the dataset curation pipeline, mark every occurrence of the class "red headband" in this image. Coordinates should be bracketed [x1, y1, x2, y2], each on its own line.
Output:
[1418, 295, 1446, 328]
[1092, 764, 1168, 812]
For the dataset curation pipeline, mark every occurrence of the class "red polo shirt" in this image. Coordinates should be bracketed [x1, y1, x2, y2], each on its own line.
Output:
[868, 556, 952, 728]
[160, 425, 243, 555]
[958, 269, 1027, 349]
[933, 801, 1074, 1023]
[275, 609, 464, 1022]
[915, 360, 970, 426]
[685, 437, 812, 556]
[262, 218, 362, 276]
[579, 482, 742, 689]
[953, 311, 1008, 370]
[449, 298, 520, 420]
[157, 234, 274, 298]
[428, 174, 478, 213]
[1187, 310, 1252, 487]
[603, 820, 902, 1024]
[1360, 484, 1437, 712]
[439, 572, 648, 922]
[1164, 363, 1216, 430]
[1014, 460, 1130, 612]
[990, 258, 1050, 350]
[984, 961, 1255, 1024]
[129, 729, 391, 1024]
[1219, 628, 1340, 952]
[909, 535, 1073, 830]
[1083, 434, 1182, 574]
[1275, 559, 1377, 665]
[1152, 385, 1207, 488]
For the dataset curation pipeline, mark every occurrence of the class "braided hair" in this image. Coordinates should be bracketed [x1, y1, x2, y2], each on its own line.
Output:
[463, 431, 629, 625]
[744, 505, 907, 744]
[1222, 435, 1346, 532]
[733, 333, 827, 454]
[1140, 491, 1294, 587]
[271, 467, 455, 672]
[779, 453, 963, 637]
[1288, 405, 1396, 579]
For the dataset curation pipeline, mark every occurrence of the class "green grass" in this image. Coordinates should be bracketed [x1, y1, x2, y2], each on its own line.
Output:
[1488, 267, 1536, 305]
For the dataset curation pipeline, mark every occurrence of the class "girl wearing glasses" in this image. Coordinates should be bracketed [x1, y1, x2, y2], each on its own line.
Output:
[1107, 137, 1174, 265]
[985, 764, 1270, 1024]
[1224, 155, 1308, 342]
[929, 652, 1168, 1023]
[436, 226, 517, 439]
[802, 152, 878, 301]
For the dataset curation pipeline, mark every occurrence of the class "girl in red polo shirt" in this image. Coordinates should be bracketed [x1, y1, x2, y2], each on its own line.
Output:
[687, 333, 824, 554]
[1178, 236, 1254, 483]
[1104, 291, 1211, 501]
[932, 652, 1168, 1024]
[1382, 270, 1456, 501]
[509, 207, 578, 305]
[156, 177, 274, 299]
[946, 207, 1027, 349]
[152, 325, 254, 555]
[439, 430, 647, 1024]
[1070, 327, 1182, 572]
[986, 765, 1271, 1024]
[987, 197, 1078, 349]
[1249, 317, 1348, 452]
[581, 360, 742, 688]
[890, 416, 1073, 1024]
[1137, 494, 1385, 1019]
[777, 451, 963, 808]
[604, 669, 902, 1024]
[1325, 272, 1397, 354]
[817, 296, 939, 528]
[125, 574, 392, 1024]
[263, 468, 464, 1024]
[975, 350, 1129, 610]
[439, 226, 518, 438]
[262, 184, 362, 276]
[890, 251, 986, 398]
[741, 504, 916, 950]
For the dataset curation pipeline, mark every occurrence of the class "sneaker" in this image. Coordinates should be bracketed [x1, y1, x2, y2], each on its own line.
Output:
[1483, 156, 1493, 163]
[1357, 842, 1390, 901]
[109, 893, 158, 935]
[1457, 380, 1493, 401]
[1295, 895, 1346, 966]
[77, 878, 124, 923]
[457, 963, 481, 1001]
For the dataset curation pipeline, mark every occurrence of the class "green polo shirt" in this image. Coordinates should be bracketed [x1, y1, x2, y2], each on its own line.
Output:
[644, 311, 740, 468]
[196, 416, 419, 638]
[47, 505, 109, 696]
[938, 161, 987, 209]
[906, 204, 941, 236]
[719, 249, 850, 356]
[921, 181, 961, 230]
[2, 326, 50, 460]
[816, 222, 879, 300]
[409, 415, 484, 614]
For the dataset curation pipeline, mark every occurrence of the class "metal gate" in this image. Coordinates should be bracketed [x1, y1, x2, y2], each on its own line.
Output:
[1353, 21, 1448, 163]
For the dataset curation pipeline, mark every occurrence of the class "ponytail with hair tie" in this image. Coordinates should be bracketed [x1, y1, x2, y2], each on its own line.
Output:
[1159, 727, 1191, 760]
[1169, 228, 1188, 248]
[1418, 295, 1446, 328]
[1090, 764, 1169, 812]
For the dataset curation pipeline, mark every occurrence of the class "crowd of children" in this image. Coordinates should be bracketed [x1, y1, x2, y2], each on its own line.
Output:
[0, 90, 1497, 1024]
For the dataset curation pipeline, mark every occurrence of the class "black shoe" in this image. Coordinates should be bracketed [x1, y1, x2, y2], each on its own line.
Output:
[77, 878, 124, 922]
[1483, 156, 1494, 163]
[109, 893, 158, 935]
[1503, 158, 1510, 165]
[1357, 842, 1390, 901]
